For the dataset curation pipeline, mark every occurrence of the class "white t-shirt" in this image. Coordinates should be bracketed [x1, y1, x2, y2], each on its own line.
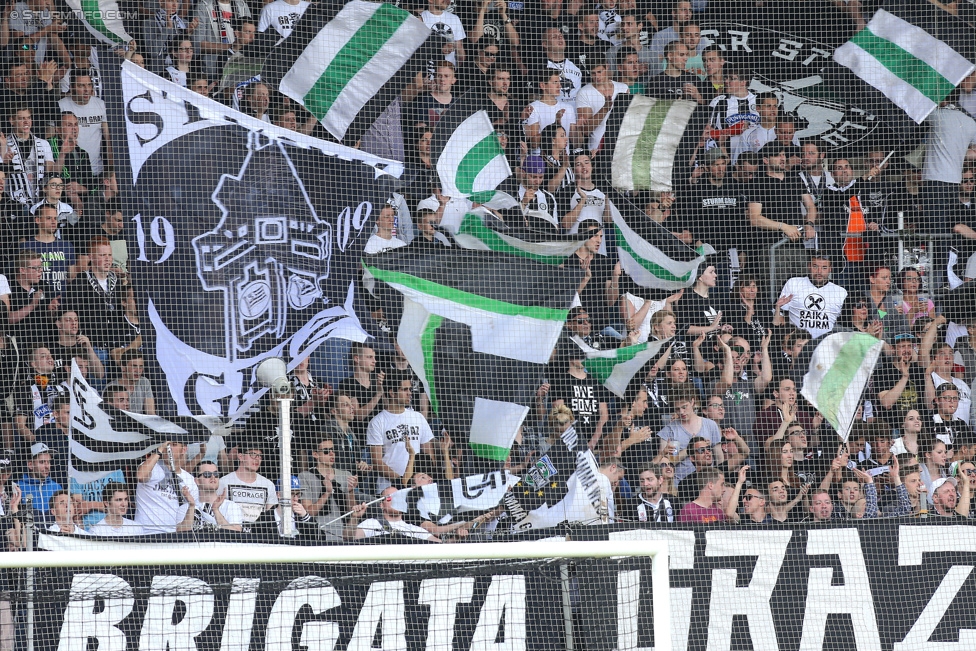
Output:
[563, 186, 607, 234]
[134, 464, 198, 534]
[58, 96, 107, 175]
[363, 234, 407, 254]
[258, 0, 309, 37]
[623, 294, 666, 343]
[547, 58, 583, 102]
[524, 100, 577, 144]
[357, 517, 432, 540]
[932, 372, 972, 423]
[89, 517, 144, 536]
[575, 82, 629, 151]
[778, 276, 848, 339]
[47, 523, 90, 535]
[730, 124, 776, 164]
[0, 274, 10, 300]
[218, 471, 278, 523]
[421, 10, 465, 65]
[366, 408, 435, 478]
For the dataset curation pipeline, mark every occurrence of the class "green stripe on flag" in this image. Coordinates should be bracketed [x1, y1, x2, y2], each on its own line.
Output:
[815, 333, 877, 430]
[365, 264, 569, 321]
[303, 3, 409, 120]
[421, 314, 442, 414]
[631, 100, 671, 190]
[613, 225, 693, 283]
[584, 343, 652, 384]
[81, 0, 123, 42]
[456, 134, 504, 195]
[849, 28, 954, 103]
[458, 214, 569, 265]
[470, 442, 511, 461]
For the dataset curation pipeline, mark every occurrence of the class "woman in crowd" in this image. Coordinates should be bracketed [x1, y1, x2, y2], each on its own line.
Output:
[764, 439, 802, 493]
[919, 436, 949, 499]
[898, 267, 935, 326]
[723, 275, 768, 351]
[834, 293, 884, 338]
[891, 408, 923, 458]
[540, 124, 573, 194]
[165, 38, 197, 87]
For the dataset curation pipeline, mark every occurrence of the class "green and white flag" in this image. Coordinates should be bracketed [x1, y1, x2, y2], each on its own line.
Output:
[800, 332, 884, 442]
[65, 0, 133, 46]
[432, 105, 511, 202]
[610, 96, 698, 192]
[275, 1, 430, 141]
[578, 337, 669, 398]
[608, 191, 714, 290]
[834, 8, 975, 124]
[450, 212, 587, 265]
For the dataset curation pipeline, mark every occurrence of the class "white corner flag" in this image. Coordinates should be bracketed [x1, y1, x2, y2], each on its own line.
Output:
[801, 332, 884, 442]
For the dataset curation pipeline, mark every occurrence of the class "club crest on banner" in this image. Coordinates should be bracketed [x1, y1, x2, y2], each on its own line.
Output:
[116, 62, 400, 420]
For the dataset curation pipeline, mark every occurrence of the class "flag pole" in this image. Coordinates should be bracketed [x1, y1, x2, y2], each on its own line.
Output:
[321, 494, 389, 529]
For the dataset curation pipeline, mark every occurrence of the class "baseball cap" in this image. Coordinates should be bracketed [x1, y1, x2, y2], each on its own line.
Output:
[931, 477, 957, 493]
[0, 450, 13, 471]
[30, 442, 52, 458]
[416, 196, 440, 213]
[276, 475, 302, 492]
[936, 382, 960, 397]
[894, 332, 916, 342]
[522, 155, 545, 175]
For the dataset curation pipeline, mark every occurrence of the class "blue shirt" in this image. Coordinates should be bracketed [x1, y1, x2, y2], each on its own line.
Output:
[17, 474, 61, 513]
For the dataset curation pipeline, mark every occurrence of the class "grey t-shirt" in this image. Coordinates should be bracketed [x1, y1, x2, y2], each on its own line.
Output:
[657, 417, 721, 482]
[298, 468, 351, 542]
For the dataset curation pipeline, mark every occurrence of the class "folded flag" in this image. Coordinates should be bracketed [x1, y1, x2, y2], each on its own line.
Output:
[608, 189, 714, 290]
[449, 212, 587, 265]
[432, 95, 511, 202]
[834, 7, 975, 124]
[389, 470, 520, 520]
[609, 95, 699, 192]
[800, 332, 884, 443]
[269, 0, 431, 142]
[64, 0, 133, 46]
[69, 361, 212, 483]
[578, 337, 669, 398]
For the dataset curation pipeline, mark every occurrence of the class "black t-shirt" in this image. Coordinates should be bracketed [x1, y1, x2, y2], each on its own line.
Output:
[674, 289, 725, 335]
[454, 63, 492, 97]
[747, 171, 807, 247]
[48, 341, 85, 383]
[8, 282, 55, 350]
[645, 71, 702, 100]
[872, 360, 926, 420]
[337, 376, 382, 435]
[674, 179, 745, 251]
[550, 371, 609, 441]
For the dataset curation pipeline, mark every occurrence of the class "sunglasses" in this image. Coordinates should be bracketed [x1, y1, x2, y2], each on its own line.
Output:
[197, 471, 219, 478]
[318, 447, 335, 453]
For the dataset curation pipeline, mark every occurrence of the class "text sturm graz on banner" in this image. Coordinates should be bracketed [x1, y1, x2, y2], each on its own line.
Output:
[112, 61, 400, 420]
[35, 521, 976, 651]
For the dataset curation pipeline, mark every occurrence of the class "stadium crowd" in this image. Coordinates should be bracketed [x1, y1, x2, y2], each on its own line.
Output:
[0, 0, 970, 548]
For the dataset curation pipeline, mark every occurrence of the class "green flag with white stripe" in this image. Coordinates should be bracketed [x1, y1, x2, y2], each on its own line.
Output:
[800, 332, 884, 442]
[370, 248, 578, 461]
[275, 1, 430, 141]
[608, 190, 714, 290]
[610, 96, 698, 192]
[64, 0, 133, 46]
[834, 8, 975, 124]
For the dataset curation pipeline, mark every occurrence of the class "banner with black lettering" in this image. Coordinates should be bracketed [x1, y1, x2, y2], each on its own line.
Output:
[104, 58, 401, 420]
[33, 520, 976, 650]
